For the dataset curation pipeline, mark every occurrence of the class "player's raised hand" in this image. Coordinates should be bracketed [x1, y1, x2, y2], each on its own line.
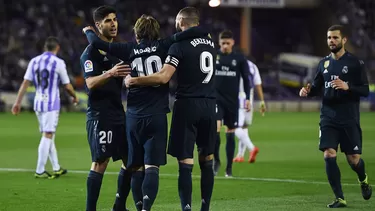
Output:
[82, 26, 95, 34]
[299, 83, 311, 97]
[108, 61, 132, 77]
[260, 101, 266, 116]
[332, 77, 349, 90]
[11, 103, 21, 115]
[245, 100, 251, 112]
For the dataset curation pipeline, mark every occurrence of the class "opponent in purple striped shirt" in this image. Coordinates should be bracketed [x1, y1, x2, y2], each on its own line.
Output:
[12, 37, 78, 179]
[234, 59, 266, 164]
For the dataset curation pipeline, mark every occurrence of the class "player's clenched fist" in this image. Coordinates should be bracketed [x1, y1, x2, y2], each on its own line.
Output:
[82, 26, 96, 34]
[108, 61, 132, 77]
[299, 83, 311, 97]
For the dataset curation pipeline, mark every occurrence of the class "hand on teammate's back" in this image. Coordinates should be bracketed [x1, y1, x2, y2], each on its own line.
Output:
[108, 61, 131, 77]
[299, 83, 311, 97]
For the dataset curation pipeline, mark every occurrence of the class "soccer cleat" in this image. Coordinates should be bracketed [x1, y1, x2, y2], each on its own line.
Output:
[249, 147, 259, 163]
[225, 168, 233, 178]
[35, 171, 56, 179]
[233, 156, 244, 163]
[53, 168, 68, 177]
[359, 174, 372, 200]
[213, 161, 220, 176]
[327, 198, 347, 208]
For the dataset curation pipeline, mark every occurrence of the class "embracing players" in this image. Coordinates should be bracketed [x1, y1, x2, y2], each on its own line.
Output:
[125, 7, 216, 211]
[12, 36, 77, 179]
[299, 25, 372, 208]
[213, 30, 251, 177]
[83, 10, 206, 211]
[80, 6, 132, 211]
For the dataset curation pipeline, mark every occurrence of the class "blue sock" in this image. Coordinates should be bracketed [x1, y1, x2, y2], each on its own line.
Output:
[199, 160, 214, 211]
[214, 132, 221, 163]
[225, 132, 235, 172]
[142, 167, 160, 211]
[325, 157, 344, 199]
[86, 170, 103, 211]
[113, 167, 132, 211]
[350, 158, 367, 182]
[131, 171, 144, 211]
[178, 163, 193, 211]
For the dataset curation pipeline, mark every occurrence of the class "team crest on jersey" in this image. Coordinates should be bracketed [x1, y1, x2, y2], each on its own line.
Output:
[216, 55, 220, 64]
[84, 60, 93, 72]
[98, 49, 107, 55]
[324, 60, 330, 68]
[232, 59, 237, 66]
[342, 66, 348, 74]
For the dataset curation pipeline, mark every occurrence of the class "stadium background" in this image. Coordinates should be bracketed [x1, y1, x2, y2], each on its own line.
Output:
[0, 0, 374, 210]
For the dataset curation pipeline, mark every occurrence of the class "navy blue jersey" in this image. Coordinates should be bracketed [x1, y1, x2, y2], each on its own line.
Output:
[215, 51, 251, 109]
[80, 45, 125, 123]
[165, 34, 216, 99]
[84, 27, 208, 116]
[309, 51, 369, 123]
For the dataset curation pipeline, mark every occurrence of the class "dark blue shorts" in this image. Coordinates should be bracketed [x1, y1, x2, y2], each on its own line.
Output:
[319, 120, 362, 155]
[126, 114, 168, 168]
[86, 120, 127, 163]
[168, 98, 216, 160]
[216, 101, 238, 129]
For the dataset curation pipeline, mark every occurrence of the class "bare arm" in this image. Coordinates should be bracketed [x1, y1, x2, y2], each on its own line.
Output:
[126, 64, 176, 87]
[85, 72, 113, 90]
[255, 84, 265, 102]
[12, 80, 31, 115]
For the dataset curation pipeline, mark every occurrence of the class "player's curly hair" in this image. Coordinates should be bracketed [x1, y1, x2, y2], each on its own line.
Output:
[133, 14, 160, 41]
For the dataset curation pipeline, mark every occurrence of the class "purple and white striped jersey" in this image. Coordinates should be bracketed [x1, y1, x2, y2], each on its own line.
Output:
[24, 52, 70, 112]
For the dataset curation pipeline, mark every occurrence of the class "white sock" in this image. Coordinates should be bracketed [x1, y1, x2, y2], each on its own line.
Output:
[240, 128, 255, 151]
[239, 142, 246, 157]
[36, 137, 52, 174]
[48, 135, 60, 171]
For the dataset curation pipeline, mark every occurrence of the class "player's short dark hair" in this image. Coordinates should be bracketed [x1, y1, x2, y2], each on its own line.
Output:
[327, 25, 348, 38]
[219, 30, 233, 39]
[93, 5, 116, 22]
[44, 36, 59, 51]
[133, 14, 160, 41]
[178, 7, 200, 25]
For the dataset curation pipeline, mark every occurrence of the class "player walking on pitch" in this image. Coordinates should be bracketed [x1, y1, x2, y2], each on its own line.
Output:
[299, 25, 372, 208]
[233, 59, 265, 163]
[12, 37, 77, 179]
[213, 30, 251, 177]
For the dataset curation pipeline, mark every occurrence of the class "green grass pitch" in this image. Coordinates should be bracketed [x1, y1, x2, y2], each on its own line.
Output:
[0, 112, 374, 211]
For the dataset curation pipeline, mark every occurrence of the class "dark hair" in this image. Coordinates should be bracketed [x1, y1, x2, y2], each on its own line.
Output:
[178, 7, 200, 25]
[133, 15, 160, 41]
[93, 5, 116, 22]
[44, 36, 59, 51]
[219, 30, 233, 39]
[327, 25, 348, 38]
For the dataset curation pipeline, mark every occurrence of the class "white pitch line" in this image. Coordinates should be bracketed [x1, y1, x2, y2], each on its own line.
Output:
[0, 168, 359, 186]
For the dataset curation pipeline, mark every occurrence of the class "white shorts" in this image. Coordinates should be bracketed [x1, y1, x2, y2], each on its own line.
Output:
[35, 110, 60, 133]
[238, 89, 254, 127]
[238, 108, 253, 127]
